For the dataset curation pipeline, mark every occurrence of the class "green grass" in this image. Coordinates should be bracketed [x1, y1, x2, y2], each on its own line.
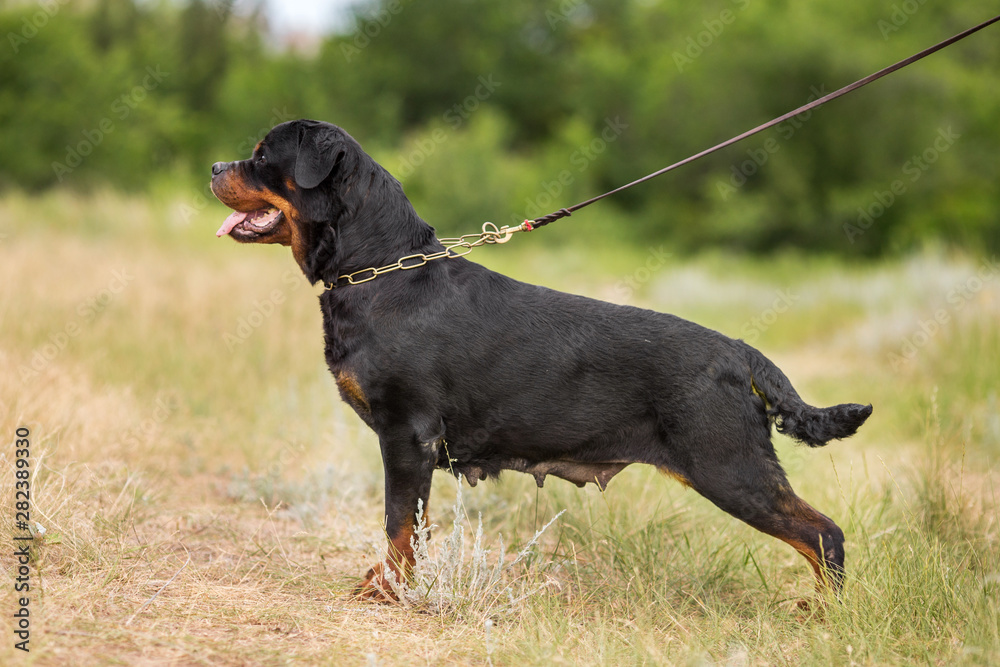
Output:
[1, 190, 997, 665]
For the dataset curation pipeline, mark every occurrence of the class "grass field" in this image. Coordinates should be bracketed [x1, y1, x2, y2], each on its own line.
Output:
[1, 190, 998, 665]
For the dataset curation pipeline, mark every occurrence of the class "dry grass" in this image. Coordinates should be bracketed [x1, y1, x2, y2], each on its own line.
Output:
[0, 190, 998, 665]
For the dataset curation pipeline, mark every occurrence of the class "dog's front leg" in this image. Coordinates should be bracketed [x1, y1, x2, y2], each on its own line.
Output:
[353, 430, 437, 601]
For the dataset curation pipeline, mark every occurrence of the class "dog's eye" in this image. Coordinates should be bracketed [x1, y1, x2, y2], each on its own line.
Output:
[256, 154, 267, 165]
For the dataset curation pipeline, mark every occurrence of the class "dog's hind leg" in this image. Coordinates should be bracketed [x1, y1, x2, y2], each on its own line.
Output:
[721, 483, 846, 593]
[758, 492, 845, 593]
[692, 468, 845, 593]
[667, 424, 845, 593]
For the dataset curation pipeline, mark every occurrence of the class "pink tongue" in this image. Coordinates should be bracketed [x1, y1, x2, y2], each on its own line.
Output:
[216, 211, 248, 237]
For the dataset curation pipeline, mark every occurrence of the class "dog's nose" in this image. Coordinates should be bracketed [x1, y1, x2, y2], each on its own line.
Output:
[211, 161, 230, 176]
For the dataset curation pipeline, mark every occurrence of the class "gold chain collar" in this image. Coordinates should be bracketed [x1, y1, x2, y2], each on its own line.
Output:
[323, 221, 533, 289]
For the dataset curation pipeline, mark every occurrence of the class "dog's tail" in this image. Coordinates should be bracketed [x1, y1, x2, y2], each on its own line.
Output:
[743, 343, 872, 447]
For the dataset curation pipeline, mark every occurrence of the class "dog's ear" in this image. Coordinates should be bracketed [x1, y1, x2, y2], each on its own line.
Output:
[295, 124, 341, 189]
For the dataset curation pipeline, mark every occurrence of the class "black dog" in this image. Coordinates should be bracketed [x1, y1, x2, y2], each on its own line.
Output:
[211, 119, 871, 599]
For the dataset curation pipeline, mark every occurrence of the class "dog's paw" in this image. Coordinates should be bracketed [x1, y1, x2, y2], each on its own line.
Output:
[352, 562, 403, 602]
[786, 597, 829, 623]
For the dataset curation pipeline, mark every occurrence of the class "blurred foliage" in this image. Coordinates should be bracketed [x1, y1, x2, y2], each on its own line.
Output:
[1, 0, 998, 255]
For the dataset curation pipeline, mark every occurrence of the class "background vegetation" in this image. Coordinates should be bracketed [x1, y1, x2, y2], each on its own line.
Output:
[1, 0, 998, 255]
[1, 1, 998, 664]
[1, 196, 998, 664]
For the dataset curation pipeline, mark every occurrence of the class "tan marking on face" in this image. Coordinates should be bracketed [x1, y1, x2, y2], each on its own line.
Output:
[211, 162, 324, 282]
[212, 170, 267, 210]
[214, 169, 302, 246]
[288, 231, 309, 269]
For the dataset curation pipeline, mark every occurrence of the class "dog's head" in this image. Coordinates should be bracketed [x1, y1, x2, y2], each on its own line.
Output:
[211, 119, 365, 278]
[212, 118, 436, 285]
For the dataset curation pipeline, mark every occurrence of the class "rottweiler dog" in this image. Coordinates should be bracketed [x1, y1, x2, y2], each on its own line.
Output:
[211, 119, 871, 600]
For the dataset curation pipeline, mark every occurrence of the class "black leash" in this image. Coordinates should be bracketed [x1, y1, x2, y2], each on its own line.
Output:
[329, 13, 1000, 289]
[525, 13, 1000, 230]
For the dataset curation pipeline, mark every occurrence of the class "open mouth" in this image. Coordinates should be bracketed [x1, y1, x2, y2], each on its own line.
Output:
[216, 207, 285, 238]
